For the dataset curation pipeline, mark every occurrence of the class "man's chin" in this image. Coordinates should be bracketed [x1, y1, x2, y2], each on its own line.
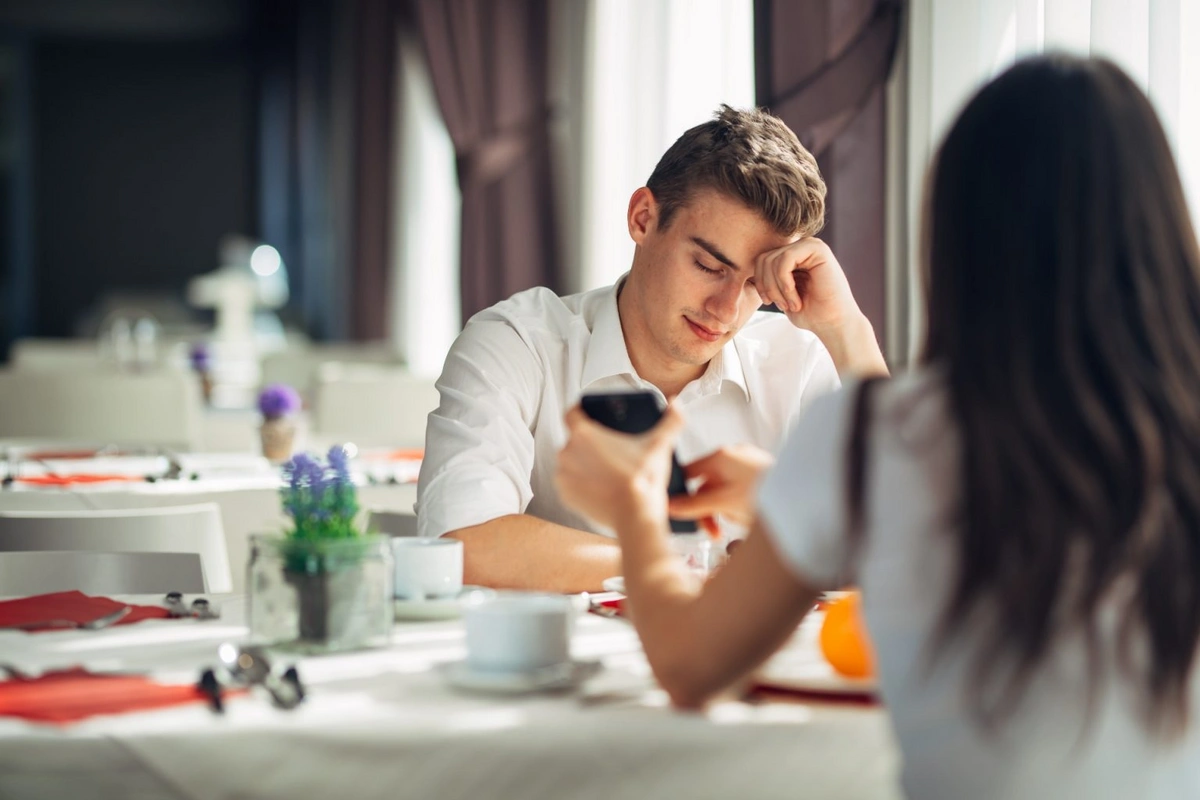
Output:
[669, 340, 724, 367]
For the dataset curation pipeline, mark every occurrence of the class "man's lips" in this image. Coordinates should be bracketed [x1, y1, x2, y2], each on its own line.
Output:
[685, 317, 724, 343]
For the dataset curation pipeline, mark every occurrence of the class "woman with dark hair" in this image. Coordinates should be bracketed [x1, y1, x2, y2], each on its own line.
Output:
[556, 54, 1200, 797]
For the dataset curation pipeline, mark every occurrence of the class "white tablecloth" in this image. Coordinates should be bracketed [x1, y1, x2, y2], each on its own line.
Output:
[0, 596, 902, 800]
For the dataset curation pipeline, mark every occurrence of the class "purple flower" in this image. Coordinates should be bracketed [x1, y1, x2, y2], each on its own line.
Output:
[258, 383, 301, 419]
[280, 449, 359, 540]
[189, 342, 211, 372]
[327, 445, 352, 485]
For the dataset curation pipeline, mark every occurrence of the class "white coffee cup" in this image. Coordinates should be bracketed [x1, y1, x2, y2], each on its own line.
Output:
[463, 593, 573, 674]
[391, 538, 463, 600]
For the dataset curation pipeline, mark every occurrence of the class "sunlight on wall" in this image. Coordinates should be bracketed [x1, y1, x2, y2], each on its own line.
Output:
[391, 26, 461, 378]
[579, 0, 755, 292]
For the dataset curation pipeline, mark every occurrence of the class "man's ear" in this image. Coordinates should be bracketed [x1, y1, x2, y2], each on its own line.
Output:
[627, 186, 658, 244]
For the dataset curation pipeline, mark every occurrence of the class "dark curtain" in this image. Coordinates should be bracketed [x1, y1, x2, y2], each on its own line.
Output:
[348, 0, 397, 341]
[255, 0, 345, 340]
[255, 0, 398, 342]
[410, 0, 560, 323]
[755, 0, 903, 343]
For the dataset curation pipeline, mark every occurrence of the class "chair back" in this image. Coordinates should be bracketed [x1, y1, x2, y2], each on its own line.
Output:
[313, 365, 439, 447]
[0, 368, 202, 450]
[0, 551, 206, 595]
[0, 504, 231, 593]
[367, 509, 418, 538]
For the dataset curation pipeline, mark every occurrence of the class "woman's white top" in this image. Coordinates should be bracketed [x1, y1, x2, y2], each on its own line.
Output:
[757, 368, 1200, 800]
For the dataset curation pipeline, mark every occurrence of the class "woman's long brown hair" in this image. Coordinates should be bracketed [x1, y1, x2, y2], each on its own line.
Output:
[920, 55, 1200, 735]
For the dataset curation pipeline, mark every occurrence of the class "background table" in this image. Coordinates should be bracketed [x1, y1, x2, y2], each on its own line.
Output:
[0, 458, 418, 594]
[0, 595, 902, 800]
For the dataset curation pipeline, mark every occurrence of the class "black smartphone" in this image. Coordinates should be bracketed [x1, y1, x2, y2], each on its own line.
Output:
[579, 391, 697, 533]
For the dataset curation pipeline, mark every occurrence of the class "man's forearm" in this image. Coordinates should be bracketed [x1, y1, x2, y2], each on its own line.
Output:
[813, 313, 890, 378]
[444, 514, 622, 593]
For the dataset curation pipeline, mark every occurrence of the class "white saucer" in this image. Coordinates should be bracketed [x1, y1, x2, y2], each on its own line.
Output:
[439, 659, 602, 694]
[394, 586, 496, 621]
[601, 576, 625, 594]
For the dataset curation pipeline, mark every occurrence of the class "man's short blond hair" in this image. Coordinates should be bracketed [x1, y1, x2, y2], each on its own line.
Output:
[646, 105, 826, 238]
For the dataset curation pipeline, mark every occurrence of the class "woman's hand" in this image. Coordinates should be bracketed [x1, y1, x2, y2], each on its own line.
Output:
[556, 404, 685, 531]
[668, 444, 774, 528]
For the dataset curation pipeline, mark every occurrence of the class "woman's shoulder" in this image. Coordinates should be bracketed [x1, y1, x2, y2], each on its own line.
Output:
[801, 366, 950, 443]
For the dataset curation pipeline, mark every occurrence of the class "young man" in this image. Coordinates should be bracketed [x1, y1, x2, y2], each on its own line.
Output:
[416, 106, 887, 592]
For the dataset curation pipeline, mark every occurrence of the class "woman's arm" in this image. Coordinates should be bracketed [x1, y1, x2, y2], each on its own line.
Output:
[556, 407, 820, 708]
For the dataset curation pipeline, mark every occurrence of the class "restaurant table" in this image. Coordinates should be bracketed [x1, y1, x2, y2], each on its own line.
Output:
[0, 595, 902, 800]
[0, 455, 418, 594]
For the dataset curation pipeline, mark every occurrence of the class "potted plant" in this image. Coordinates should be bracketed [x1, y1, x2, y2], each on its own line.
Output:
[258, 383, 301, 462]
[247, 446, 393, 652]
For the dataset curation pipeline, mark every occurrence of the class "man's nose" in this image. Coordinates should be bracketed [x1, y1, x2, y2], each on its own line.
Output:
[706, 282, 741, 326]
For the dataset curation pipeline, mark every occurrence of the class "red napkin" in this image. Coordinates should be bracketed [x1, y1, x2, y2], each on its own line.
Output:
[590, 597, 627, 618]
[748, 684, 879, 706]
[21, 449, 102, 461]
[387, 448, 424, 461]
[0, 668, 230, 724]
[17, 474, 144, 486]
[0, 591, 171, 632]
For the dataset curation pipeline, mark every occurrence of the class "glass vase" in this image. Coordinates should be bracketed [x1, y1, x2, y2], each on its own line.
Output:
[248, 534, 393, 654]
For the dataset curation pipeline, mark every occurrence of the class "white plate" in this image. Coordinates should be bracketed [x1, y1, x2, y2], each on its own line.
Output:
[754, 613, 878, 697]
[439, 659, 602, 694]
[601, 576, 625, 594]
[394, 586, 496, 621]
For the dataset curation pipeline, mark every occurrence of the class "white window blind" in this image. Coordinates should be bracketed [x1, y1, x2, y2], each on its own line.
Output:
[578, 0, 755, 291]
[898, 0, 1200, 361]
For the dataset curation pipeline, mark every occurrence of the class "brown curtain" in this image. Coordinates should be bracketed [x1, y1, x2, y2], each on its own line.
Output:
[755, 0, 903, 343]
[348, 0, 398, 341]
[410, 0, 560, 323]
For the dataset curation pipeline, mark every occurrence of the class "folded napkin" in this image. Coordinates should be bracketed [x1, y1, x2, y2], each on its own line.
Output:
[0, 591, 170, 632]
[16, 474, 145, 486]
[0, 668, 222, 724]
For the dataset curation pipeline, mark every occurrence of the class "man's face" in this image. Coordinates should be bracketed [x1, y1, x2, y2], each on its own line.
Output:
[623, 188, 794, 370]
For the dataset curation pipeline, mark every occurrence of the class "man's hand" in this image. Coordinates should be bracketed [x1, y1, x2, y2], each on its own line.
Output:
[754, 238, 860, 335]
[754, 238, 889, 378]
[667, 444, 775, 530]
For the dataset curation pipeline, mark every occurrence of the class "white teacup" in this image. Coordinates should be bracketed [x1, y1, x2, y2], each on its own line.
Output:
[391, 538, 463, 601]
[463, 594, 573, 674]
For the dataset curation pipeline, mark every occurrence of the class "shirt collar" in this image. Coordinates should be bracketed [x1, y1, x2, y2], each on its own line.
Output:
[707, 338, 752, 402]
[581, 279, 639, 390]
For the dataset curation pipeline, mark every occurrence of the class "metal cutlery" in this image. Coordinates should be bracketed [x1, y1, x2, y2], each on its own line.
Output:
[200, 643, 305, 713]
[163, 592, 220, 620]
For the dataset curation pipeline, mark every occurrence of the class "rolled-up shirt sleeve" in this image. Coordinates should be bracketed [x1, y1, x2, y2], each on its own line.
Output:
[756, 386, 857, 590]
[416, 319, 543, 538]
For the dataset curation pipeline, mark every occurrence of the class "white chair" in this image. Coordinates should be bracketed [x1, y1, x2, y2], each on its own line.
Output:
[0, 552, 208, 595]
[367, 509, 418, 538]
[261, 343, 404, 401]
[8, 339, 104, 372]
[313, 365, 439, 447]
[0, 504, 232, 594]
[0, 368, 203, 450]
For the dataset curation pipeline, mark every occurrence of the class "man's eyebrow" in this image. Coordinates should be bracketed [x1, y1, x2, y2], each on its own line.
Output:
[690, 237, 741, 271]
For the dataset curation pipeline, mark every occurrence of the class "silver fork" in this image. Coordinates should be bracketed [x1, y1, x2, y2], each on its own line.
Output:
[0, 605, 132, 632]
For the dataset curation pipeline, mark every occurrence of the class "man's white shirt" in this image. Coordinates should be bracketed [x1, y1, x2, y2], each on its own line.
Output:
[416, 278, 840, 538]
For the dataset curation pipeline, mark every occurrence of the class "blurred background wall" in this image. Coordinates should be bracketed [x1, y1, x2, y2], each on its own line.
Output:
[1, 0, 1198, 376]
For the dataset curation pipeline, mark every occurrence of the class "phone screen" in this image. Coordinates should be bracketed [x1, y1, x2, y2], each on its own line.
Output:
[579, 391, 697, 533]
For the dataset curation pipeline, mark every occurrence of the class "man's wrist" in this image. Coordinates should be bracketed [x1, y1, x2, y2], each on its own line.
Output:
[812, 313, 889, 378]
